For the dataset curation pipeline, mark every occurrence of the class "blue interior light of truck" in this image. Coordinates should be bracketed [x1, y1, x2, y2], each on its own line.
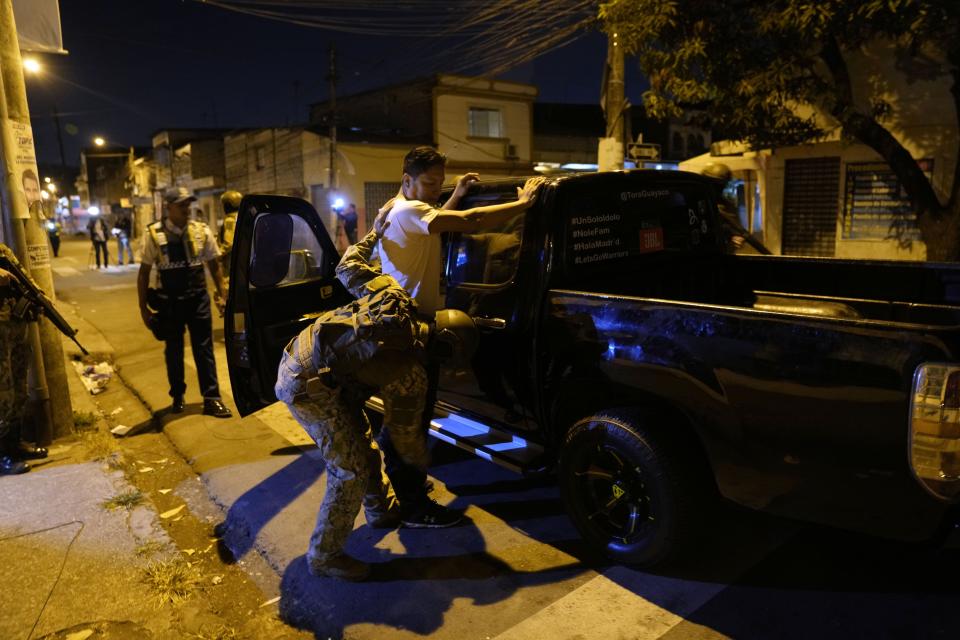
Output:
[487, 438, 528, 452]
[434, 415, 490, 437]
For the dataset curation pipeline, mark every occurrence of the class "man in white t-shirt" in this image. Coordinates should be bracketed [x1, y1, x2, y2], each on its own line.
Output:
[367, 147, 543, 524]
[379, 146, 543, 316]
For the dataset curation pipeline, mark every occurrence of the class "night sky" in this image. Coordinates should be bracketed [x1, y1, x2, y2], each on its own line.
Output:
[22, 0, 648, 167]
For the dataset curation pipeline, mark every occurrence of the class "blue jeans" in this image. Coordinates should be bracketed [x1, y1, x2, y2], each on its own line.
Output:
[117, 235, 134, 265]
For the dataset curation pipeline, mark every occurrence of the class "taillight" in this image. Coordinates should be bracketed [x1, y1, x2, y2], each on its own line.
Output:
[910, 364, 960, 500]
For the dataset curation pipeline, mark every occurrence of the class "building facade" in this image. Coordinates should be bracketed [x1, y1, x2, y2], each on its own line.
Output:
[681, 42, 958, 261]
[310, 73, 538, 179]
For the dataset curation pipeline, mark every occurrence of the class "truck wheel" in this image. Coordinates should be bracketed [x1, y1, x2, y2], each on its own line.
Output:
[559, 411, 707, 567]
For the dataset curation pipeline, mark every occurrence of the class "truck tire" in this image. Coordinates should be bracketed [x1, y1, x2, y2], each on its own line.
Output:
[559, 411, 708, 567]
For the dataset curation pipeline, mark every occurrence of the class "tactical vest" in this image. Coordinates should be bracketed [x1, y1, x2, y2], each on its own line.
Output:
[148, 220, 207, 294]
[294, 277, 427, 378]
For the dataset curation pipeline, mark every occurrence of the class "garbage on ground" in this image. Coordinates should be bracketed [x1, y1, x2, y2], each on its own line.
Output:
[110, 424, 133, 437]
[72, 360, 114, 395]
[160, 505, 185, 519]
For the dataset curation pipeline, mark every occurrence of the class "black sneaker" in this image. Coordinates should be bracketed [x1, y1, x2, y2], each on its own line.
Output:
[171, 396, 185, 413]
[401, 499, 462, 529]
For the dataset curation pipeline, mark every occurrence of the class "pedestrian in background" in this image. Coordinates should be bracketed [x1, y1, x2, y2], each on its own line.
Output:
[337, 203, 359, 245]
[137, 187, 232, 418]
[87, 212, 110, 269]
[217, 190, 242, 285]
[113, 213, 134, 265]
[46, 218, 62, 258]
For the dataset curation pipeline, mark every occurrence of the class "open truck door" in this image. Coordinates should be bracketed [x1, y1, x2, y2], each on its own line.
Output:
[224, 195, 352, 416]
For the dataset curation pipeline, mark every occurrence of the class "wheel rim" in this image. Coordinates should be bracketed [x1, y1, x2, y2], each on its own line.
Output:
[573, 441, 653, 546]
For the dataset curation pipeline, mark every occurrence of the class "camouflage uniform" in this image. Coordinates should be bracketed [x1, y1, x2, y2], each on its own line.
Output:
[0, 245, 34, 442]
[275, 230, 430, 566]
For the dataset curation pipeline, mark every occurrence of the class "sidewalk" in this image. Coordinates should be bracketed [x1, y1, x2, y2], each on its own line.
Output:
[0, 324, 310, 639]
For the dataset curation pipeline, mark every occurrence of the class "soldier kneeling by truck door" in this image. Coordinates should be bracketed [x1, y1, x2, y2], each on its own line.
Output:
[275, 229, 478, 581]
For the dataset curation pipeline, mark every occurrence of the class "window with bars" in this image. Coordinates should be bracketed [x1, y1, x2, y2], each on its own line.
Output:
[364, 181, 401, 230]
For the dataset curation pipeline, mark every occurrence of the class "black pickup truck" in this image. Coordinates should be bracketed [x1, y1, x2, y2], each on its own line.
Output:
[225, 170, 960, 567]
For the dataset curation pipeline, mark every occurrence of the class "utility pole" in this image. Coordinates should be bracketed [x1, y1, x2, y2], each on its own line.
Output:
[327, 44, 337, 194]
[598, 27, 625, 172]
[0, 0, 73, 443]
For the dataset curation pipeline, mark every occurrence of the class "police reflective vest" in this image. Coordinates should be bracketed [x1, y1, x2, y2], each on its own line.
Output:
[147, 219, 208, 295]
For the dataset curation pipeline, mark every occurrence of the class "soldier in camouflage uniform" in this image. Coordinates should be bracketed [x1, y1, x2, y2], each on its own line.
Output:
[0, 244, 48, 475]
[276, 228, 475, 580]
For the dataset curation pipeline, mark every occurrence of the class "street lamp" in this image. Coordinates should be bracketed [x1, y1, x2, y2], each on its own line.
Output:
[93, 136, 105, 147]
[23, 57, 41, 74]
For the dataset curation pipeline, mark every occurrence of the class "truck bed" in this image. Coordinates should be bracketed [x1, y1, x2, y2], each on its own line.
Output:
[574, 253, 960, 328]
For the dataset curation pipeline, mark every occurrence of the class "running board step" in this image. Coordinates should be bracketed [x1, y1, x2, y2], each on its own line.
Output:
[365, 397, 545, 474]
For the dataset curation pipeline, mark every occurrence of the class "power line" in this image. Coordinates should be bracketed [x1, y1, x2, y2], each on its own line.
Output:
[198, 0, 597, 79]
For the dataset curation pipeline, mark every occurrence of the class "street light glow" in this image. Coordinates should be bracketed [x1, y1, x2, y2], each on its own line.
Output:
[23, 58, 41, 74]
[88, 205, 100, 216]
[47, 183, 57, 193]
[93, 136, 105, 147]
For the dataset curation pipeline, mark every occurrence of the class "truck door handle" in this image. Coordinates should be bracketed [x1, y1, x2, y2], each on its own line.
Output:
[474, 317, 506, 330]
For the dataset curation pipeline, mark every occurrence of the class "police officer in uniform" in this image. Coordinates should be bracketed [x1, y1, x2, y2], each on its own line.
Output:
[0, 245, 47, 474]
[217, 190, 242, 258]
[275, 228, 475, 580]
[137, 187, 232, 417]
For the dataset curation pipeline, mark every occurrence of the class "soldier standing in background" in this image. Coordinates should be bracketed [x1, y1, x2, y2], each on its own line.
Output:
[0, 244, 48, 475]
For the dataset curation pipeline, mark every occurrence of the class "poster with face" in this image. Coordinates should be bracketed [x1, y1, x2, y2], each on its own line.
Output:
[6, 119, 41, 219]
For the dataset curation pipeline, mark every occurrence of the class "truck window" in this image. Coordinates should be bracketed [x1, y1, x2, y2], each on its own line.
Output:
[249, 213, 326, 288]
[446, 193, 525, 287]
[560, 181, 721, 278]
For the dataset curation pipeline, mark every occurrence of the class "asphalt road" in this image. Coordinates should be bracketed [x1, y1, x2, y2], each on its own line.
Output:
[50, 233, 960, 639]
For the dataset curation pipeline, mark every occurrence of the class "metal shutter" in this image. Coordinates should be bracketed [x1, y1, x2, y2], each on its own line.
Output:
[782, 157, 840, 257]
[363, 181, 401, 229]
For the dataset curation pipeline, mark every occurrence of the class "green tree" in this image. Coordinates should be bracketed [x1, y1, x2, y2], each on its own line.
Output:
[601, 0, 960, 259]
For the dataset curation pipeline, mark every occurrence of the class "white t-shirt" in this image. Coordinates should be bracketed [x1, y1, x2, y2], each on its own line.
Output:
[379, 196, 442, 315]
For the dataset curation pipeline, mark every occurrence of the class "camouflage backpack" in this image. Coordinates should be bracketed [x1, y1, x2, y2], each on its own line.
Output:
[299, 275, 427, 375]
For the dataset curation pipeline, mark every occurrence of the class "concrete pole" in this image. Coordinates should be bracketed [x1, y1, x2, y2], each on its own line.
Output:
[598, 27, 625, 172]
[0, 0, 73, 443]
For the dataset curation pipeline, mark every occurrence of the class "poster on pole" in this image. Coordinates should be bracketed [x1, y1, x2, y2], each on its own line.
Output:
[6, 119, 41, 220]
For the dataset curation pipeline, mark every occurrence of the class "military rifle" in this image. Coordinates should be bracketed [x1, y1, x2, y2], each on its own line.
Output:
[0, 245, 88, 355]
